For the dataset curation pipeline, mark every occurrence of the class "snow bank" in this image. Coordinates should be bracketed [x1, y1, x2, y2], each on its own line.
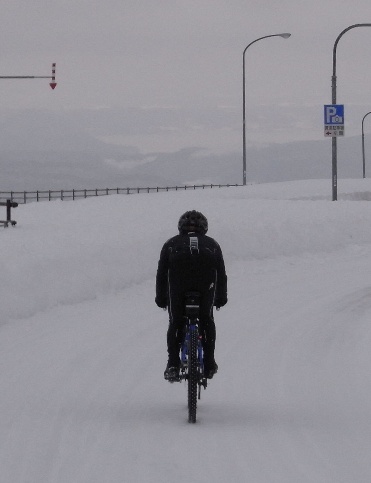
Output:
[2, 179, 371, 322]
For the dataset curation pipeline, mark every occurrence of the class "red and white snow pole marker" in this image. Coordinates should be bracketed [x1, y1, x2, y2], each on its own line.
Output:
[0, 62, 57, 89]
[49, 63, 57, 89]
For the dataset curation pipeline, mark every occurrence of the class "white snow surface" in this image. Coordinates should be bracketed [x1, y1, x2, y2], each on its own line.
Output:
[2, 178, 371, 482]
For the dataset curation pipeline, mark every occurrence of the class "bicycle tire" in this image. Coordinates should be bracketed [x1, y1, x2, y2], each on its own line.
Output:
[188, 327, 198, 423]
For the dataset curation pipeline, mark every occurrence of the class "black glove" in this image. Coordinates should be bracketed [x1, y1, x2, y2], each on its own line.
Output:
[215, 296, 227, 309]
[155, 296, 167, 309]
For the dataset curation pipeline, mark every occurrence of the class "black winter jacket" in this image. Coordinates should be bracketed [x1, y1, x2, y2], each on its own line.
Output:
[156, 232, 227, 308]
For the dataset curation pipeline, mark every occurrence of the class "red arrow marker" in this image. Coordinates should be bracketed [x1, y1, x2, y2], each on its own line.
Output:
[50, 63, 56, 89]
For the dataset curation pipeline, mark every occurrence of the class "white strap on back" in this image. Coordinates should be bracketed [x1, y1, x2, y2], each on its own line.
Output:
[189, 236, 199, 254]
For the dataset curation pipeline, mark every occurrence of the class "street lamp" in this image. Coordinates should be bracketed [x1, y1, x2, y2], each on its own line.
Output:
[242, 33, 291, 186]
[362, 111, 371, 178]
[331, 24, 371, 200]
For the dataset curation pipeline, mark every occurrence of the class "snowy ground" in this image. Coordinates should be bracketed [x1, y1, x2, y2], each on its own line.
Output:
[2, 178, 371, 482]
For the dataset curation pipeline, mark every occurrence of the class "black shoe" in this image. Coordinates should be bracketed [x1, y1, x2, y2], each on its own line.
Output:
[204, 361, 218, 379]
[164, 364, 180, 382]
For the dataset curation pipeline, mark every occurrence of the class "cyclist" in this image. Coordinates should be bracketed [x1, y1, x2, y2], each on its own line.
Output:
[156, 210, 228, 381]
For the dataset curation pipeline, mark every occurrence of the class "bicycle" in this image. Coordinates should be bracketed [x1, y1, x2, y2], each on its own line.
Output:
[179, 291, 208, 423]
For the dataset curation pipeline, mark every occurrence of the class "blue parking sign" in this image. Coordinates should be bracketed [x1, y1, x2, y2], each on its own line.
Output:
[324, 105, 344, 125]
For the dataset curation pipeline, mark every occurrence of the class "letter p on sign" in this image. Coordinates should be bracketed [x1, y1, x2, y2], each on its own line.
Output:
[324, 105, 344, 124]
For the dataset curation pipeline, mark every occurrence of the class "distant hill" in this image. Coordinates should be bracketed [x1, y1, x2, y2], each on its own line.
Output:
[0, 109, 368, 190]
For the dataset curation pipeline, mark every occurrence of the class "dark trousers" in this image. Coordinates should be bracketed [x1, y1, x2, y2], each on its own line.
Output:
[166, 288, 216, 367]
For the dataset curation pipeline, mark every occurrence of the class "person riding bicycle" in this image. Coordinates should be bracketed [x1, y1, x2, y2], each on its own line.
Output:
[156, 210, 228, 381]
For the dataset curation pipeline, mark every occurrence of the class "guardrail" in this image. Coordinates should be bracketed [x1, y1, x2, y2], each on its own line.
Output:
[0, 199, 18, 227]
[0, 183, 241, 204]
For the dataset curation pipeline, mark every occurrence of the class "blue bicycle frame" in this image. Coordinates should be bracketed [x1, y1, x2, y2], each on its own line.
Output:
[180, 323, 204, 373]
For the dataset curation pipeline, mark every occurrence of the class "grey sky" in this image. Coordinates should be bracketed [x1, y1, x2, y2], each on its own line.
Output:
[2, 0, 371, 154]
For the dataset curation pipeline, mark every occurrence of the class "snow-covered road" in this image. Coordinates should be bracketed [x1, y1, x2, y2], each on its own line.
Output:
[1, 179, 371, 482]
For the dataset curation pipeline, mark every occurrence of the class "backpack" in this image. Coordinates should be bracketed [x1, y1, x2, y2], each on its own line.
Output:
[168, 234, 218, 280]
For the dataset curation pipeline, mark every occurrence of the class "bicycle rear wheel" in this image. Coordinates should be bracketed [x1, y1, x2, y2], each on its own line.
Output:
[188, 328, 198, 423]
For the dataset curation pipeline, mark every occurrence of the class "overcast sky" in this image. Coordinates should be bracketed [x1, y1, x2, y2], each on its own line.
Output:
[2, 0, 371, 154]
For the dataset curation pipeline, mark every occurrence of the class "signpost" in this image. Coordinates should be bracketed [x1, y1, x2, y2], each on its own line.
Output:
[324, 104, 344, 137]
[324, 104, 344, 200]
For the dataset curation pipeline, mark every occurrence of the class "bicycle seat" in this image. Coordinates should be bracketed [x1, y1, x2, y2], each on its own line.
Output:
[184, 291, 201, 317]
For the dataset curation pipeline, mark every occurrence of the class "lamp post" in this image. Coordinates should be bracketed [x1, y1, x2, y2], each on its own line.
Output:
[362, 111, 371, 178]
[331, 24, 371, 200]
[242, 33, 291, 186]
